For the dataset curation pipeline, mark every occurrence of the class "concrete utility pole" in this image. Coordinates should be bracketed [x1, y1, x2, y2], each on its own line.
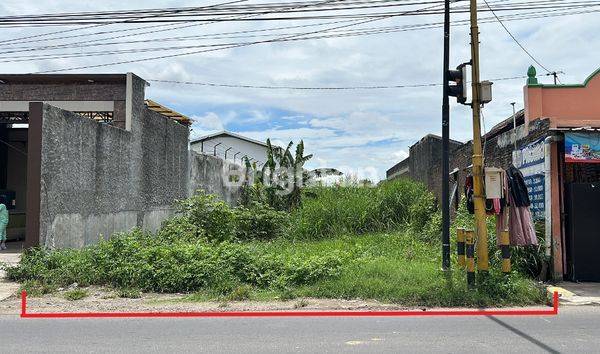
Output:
[469, 0, 489, 272]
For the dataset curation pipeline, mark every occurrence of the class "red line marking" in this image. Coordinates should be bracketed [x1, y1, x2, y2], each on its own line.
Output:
[19, 290, 559, 318]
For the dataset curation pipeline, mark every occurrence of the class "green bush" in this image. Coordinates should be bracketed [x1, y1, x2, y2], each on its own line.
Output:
[234, 202, 289, 241]
[290, 178, 439, 240]
[64, 289, 88, 301]
[6, 231, 344, 293]
[169, 190, 289, 243]
[177, 191, 236, 242]
[117, 288, 142, 299]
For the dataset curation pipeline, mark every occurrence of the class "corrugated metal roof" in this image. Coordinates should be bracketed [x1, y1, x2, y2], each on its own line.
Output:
[145, 99, 192, 126]
[191, 130, 268, 147]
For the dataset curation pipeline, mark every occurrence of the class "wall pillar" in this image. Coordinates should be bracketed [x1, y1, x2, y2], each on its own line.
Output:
[550, 143, 563, 279]
[25, 102, 42, 248]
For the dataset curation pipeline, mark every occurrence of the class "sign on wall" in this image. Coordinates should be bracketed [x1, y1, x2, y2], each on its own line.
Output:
[512, 138, 545, 220]
[565, 132, 600, 163]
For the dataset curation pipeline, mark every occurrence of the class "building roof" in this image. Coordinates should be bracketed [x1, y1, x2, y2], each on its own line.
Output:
[145, 99, 192, 126]
[191, 130, 268, 148]
[483, 109, 525, 140]
[0, 74, 128, 84]
[410, 134, 463, 148]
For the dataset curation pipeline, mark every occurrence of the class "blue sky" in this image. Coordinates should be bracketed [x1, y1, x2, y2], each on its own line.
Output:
[2, 0, 600, 181]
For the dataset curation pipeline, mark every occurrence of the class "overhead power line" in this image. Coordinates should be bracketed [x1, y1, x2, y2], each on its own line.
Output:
[0, 5, 597, 59]
[1, 0, 598, 25]
[147, 75, 529, 90]
[0, 0, 351, 46]
[0, 0, 247, 44]
[3, 6, 597, 64]
[1, 4, 597, 57]
[482, 0, 555, 74]
[33, 1, 450, 73]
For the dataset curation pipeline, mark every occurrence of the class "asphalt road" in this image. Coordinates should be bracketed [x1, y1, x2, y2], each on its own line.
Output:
[1, 307, 599, 353]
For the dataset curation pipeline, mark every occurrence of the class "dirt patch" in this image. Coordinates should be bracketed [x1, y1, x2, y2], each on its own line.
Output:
[0, 286, 414, 315]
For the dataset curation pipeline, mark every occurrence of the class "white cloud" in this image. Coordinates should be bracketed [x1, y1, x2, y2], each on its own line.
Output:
[1, 1, 599, 180]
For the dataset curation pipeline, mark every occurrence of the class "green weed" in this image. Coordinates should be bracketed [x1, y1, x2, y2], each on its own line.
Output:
[64, 289, 88, 301]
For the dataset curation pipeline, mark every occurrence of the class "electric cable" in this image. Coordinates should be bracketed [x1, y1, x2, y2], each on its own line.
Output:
[32, 1, 453, 73]
[482, 0, 555, 74]
[146, 74, 529, 90]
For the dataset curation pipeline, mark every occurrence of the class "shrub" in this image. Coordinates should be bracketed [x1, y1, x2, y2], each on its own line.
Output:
[64, 289, 88, 301]
[117, 288, 142, 299]
[158, 216, 202, 242]
[19, 280, 57, 297]
[6, 232, 344, 294]
[234, 202, 289, 241]
[177, 191, 236, 242]
[225, 285, 252, 301]
[290, 178, 439, 240]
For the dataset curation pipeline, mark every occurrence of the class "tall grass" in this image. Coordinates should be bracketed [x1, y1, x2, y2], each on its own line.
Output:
[290, 178, 440, 240]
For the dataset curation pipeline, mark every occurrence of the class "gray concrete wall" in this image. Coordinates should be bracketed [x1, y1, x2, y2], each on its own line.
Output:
[189, 152, 242, 206]
[39, 86, 190, 248]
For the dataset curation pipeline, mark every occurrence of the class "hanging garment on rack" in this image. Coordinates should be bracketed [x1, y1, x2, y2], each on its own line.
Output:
[506, 165, 530, 207]
[496, 170, 510, 245]
[465, 175, 474, 214]
[499, 168, 537, 246]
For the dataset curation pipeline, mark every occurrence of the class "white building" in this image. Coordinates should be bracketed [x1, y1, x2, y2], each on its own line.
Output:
[190, 131, 269, 166]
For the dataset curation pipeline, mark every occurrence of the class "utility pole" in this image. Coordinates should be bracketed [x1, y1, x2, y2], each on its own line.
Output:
[469, 0, 489, 273]
[441, 0, 451, 271]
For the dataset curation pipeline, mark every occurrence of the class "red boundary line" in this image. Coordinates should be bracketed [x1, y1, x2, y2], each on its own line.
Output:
[20, 291, 559, 318]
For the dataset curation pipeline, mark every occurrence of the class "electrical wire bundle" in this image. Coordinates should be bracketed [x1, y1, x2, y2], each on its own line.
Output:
[0, 0, 591, 82]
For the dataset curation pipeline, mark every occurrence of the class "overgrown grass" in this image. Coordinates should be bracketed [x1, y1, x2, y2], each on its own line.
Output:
[291, 179, 440, 240]
[246, 232, 545, 307]
[5, 179, 544, 307]
[6, 229, 345, 294]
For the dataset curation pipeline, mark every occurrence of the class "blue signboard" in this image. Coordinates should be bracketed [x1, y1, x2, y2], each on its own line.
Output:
[513, 138, 545, 220]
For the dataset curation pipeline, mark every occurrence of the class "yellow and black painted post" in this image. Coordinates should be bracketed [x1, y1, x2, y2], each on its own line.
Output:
[500, 230, 511, 273]
[457, 228, 466, 268]
[466, 230, 475, 287]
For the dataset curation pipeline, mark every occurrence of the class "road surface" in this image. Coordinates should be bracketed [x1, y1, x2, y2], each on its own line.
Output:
[1, 307, 598, 353]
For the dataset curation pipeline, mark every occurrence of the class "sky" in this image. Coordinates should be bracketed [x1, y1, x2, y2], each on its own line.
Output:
[1, 0, 599, 181]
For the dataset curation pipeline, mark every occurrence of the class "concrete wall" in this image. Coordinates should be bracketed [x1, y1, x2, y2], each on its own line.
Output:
[38, 87, 190, 248]
[525, 67, 600, 128]
[189, 152, 242, 206]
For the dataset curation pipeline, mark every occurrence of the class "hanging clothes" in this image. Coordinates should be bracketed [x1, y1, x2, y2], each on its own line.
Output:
[506, 165, 530, 207]
[497, 167, 537, 246]
[465, 175, 474, 214]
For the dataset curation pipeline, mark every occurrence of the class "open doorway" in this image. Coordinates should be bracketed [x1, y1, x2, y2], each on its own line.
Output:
[0, 123, 28, 250]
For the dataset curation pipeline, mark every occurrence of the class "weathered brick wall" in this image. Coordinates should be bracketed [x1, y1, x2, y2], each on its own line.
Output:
[0, 81, 127, 125]
[0, 83, 125, 101]
[386, 157, 409, 179]
[427, 119, 551, 206]
[401, 135, 462, 199]
[393, 120, 551, 209]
